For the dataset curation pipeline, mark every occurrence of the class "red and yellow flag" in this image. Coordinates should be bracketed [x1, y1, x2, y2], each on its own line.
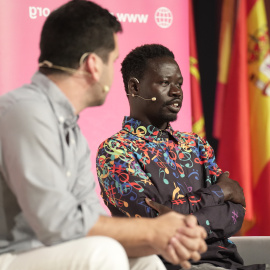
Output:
[213, 0, 235, 139]
[189, 0, 205, 138]
[214, 0, 270, 235]
[246, 0, 270, 235]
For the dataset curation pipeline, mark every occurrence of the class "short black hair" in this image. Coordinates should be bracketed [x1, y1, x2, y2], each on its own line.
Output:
[121, 44, 174, 93]
[39, 0, 122, 74]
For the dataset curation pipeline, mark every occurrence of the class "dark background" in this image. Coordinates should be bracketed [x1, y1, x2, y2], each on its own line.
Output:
[192, 0, 221, 154]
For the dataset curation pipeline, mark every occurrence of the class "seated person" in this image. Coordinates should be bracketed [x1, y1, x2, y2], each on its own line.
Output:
[96, 44, 266, 270]
[0, 3, 207, 269]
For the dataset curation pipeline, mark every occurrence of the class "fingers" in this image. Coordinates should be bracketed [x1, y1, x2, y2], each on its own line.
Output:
[196, 225, 207, 240]
[183, 214, 198, 228]
[162, 233, 206, 268]
[169, 237, 204, 269]
[180, 261, 192, 269]
[183, 215, 207, 240]
[178, 223, 206, 240]
[162, 242, 191, 268]
[170, 237, 192, 268]
[190, 250, 201, 262]
[176, 215, 207, 254]
[174, 232, 207, 254]
[154, 212, 207, 268]
[198, 235, 208, 253]
[145, 198, 172, 215]
[145, 197, 158, 212]
[162, 243, 181, 265]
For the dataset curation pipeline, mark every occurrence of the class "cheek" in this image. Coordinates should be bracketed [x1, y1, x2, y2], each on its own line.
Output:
[151, 87, 164, 99]
[103, 67, 113, 87]
[109, 63, 115, 85]
[156, 91, 168, 104]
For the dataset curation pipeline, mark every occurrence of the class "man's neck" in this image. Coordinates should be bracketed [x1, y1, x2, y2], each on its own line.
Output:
[47, 73, 90, 115]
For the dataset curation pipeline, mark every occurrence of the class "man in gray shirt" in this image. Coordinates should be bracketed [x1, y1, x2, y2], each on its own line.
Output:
[0, 1, 207, 269]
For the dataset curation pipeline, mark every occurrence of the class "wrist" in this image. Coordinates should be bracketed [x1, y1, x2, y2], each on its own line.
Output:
[143, 218, 157, 247]
[221, 187, 232, 201]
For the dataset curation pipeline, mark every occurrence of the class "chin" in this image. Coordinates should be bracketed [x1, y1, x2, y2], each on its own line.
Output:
[162, 114, 178, 123]
[91, 98, 106, 107]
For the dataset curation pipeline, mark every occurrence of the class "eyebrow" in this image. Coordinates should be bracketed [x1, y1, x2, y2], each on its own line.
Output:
[161, 75, 183, 81]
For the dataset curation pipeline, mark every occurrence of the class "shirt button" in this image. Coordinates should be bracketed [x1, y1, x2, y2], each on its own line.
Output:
[66, 171, 71, 177]
[59, 116, 64, 123]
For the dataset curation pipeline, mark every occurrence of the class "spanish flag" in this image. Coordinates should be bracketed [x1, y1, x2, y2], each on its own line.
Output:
[189, 0, 205, 138]
[246, 0, 270, 235]
[214, 0, 270, 236]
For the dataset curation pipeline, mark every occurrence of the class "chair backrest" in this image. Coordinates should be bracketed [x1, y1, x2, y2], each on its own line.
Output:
[230, 236, 270, 265]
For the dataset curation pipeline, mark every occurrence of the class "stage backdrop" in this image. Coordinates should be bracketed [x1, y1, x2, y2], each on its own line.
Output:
[0, 0, 190, 212]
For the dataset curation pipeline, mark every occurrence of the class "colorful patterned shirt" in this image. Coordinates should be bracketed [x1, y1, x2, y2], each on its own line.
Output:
[96, 116, 264, 270]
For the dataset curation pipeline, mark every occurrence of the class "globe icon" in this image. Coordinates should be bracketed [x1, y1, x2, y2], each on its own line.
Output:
[155, 7, 173, 28]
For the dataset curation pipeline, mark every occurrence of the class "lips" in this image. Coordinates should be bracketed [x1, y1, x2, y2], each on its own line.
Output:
[166, 99, 182, 113]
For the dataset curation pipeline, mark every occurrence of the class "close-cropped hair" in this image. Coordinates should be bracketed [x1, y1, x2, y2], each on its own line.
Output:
[121, 44, 175, 93]
[39, 0, 122, 74]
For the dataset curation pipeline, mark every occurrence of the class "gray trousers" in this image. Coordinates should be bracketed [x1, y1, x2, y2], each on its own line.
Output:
[188, 263, 270, 270]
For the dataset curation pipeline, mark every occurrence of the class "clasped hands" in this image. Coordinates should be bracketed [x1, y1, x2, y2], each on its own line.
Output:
[145, 198, 207, 269]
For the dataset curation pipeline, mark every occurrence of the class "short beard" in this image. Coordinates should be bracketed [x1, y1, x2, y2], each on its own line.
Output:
[161, 114, 178, 123]
[159, 105, 178, 123]
[152, 111, 177, 129]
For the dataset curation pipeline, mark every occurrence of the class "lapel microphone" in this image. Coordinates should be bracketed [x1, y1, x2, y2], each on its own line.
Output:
[127, 93, 156, 101]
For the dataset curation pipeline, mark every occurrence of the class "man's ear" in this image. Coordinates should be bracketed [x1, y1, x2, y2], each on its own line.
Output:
[128, 77, 140, 95]
[85, 53, 103, 82]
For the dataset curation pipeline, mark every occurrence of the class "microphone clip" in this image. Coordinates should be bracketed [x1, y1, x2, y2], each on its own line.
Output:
[127, 93, 156, 101]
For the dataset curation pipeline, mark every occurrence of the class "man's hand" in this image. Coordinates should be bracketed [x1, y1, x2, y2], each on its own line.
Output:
[146, 198, 207, 269]
[216, 172, 246, 207]
[145, 197, 172, 215]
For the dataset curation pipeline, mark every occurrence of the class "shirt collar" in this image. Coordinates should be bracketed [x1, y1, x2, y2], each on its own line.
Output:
[31, 71, 78, 128]
[122, 116, 180, 143]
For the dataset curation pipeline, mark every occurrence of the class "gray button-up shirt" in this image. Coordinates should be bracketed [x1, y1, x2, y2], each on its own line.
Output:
[0, 72, 107, 254]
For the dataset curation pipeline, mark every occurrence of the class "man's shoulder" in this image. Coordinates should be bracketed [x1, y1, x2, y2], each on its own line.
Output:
[0, 84, 49, 121]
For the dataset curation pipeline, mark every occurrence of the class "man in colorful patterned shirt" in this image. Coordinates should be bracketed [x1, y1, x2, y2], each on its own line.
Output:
[96, 44, 266, 270]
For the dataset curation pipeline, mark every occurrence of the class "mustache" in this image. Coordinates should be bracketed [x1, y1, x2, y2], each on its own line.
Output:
[163, 97, 183, 106]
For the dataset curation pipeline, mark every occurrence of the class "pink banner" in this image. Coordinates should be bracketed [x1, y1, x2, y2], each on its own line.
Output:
[0, 0, 190, 211]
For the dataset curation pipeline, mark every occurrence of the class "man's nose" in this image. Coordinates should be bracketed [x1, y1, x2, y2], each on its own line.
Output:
[169, 83, 182, 97]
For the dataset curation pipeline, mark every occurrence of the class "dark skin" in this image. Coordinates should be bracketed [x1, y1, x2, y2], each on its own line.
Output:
[127, 56, 246, 215]
[128, 56, 183, 130]
[216, 171, 246, 207]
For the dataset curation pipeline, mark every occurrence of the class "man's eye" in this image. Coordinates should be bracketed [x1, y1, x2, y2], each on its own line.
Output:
[176, 83, 182, 89]
[161, 81, 169, 86]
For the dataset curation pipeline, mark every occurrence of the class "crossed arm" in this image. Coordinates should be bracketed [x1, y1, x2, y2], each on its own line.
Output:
[96, 139, 246, 240]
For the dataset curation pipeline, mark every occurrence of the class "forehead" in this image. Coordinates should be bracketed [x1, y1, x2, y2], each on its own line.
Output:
[145, 57, 182, 78]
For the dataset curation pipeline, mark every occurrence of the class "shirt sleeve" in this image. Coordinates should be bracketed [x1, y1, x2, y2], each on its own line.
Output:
[168, 133, 225, 213]
[190, 134, 246, 239]
[96, 137, 224, 218]
[193, 202, 245, 240]
[0, 102, 106, 246]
